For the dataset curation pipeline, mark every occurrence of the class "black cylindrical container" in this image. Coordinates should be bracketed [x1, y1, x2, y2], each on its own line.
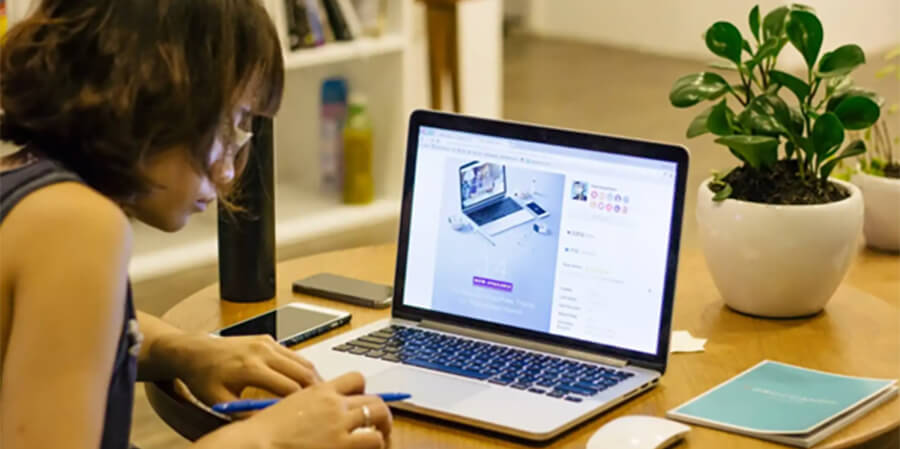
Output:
[217, 116, 276, 302]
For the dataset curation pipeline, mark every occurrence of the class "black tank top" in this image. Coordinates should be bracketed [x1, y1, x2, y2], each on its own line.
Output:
[0, 159, 139, 449]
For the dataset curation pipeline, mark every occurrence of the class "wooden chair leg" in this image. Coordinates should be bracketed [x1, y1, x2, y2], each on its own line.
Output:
[425, 5, 449, 110]
[447, 5, 461, 112]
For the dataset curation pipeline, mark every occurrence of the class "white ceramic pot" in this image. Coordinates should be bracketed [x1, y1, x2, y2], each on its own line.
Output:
[851, 170, 900, 252]
[696, 177, 863, 318]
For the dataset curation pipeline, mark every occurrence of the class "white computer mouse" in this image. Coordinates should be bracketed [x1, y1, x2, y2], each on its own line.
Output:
[447, 215, 472, 232]
[586, 415, 690, 449]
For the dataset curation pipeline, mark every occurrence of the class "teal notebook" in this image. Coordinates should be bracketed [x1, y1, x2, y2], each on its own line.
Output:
[667, 360, 897, 447]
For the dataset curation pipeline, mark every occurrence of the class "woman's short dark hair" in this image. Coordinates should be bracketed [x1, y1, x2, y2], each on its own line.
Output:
[0, 0, 284, 200]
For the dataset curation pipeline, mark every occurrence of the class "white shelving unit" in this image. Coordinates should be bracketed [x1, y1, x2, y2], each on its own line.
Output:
[130, 0, 414, 282]
[283, 35, 406, 69]
[131, 186, 400, 281]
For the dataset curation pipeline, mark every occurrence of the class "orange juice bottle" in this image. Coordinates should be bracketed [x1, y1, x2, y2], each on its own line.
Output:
[342, 95, 374, 204]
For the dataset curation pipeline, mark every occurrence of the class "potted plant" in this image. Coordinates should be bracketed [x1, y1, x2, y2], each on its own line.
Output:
[851, 47, 900, 251]
[669, 4, 881, 317]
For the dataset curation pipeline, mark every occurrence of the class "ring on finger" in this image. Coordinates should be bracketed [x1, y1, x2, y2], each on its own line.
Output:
[361, 404, 372, 428]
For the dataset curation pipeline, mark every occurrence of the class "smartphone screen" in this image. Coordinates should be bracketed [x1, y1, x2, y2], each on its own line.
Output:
[526, 202, 547, 216]
[218, 306, 342, 341]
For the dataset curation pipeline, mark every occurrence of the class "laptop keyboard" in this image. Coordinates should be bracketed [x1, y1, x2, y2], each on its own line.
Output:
[468, 198, 523, 225]
[332, 325, 634, 403]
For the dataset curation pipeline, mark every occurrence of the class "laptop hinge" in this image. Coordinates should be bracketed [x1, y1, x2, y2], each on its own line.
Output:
[419, 320, 628, 368]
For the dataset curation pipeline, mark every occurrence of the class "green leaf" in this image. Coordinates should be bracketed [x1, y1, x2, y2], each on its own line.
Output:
[706, 21, 744, 65]
[826, 87, 884, 111]
[707, 99, 736, 136]
[821, 139, 866, 179]
[743, 40, 754, 55]
[763, 6, 790, 41]
[715, 135, 779, 169]
[669, 72, 731, 108]
[708, 61, 739, 71]
[746, 37, 787, 72]
[749, 5, 761, 42]
[795, 136, 814, 155]
[686, 106, 714, 138]
[788, 106, 805, 135]
[769, 70, 810, 103]
[785, 140, 796, 158]
[817, 45, 866, 78]
[756, 38, 785, 60]
[833, 96, 881, 130]
[811, 112, 845, 159]
[786, 10, 823, 69]
[713, 182, 733, 201]
[737, 94, 792, 137]
[826, 75, 853, 97]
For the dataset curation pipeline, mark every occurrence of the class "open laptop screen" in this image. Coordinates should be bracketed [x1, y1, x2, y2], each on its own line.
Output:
[459, 161, 506, 209]
[402, 124, 680, 356]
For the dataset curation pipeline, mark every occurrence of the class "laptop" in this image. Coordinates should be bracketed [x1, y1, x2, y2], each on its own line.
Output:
[299, 110, 689, 441]
[458, 161, 535, 236]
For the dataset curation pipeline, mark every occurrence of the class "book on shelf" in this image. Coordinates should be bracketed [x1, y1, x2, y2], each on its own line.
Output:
[303, 0, 327, 45]
[322, 0, 353, 41]
[667, 360, 898, 448]
[316, 0, 336, 43]
[284, 0, 317, 49]
[351, 0, 384, 37]
[335, 0, 363, 39]
[284, 0, 386, 52]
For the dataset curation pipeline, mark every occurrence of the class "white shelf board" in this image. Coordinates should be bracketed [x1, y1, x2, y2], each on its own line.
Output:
[284, 35, 405, 70]
[129, 185, 401, 282]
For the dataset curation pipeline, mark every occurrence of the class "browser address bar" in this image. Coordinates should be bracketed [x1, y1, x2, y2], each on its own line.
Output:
[422, 133, 673, 181]
[429, 138, 554, 167]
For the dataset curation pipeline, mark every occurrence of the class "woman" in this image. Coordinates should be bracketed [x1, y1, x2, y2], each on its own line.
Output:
[0, 1, 392, 448]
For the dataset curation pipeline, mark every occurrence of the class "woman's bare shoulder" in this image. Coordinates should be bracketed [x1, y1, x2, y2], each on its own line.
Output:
[1, 182, 133, 269]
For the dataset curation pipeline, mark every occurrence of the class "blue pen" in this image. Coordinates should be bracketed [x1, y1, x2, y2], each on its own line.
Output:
[212, 392, 412, 414]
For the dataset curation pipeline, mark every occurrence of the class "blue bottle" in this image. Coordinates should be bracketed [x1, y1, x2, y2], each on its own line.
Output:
[321, 78, 348, 192]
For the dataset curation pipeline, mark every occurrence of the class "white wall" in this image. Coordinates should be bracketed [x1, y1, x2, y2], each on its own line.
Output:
[458, 0, 503, 117]
[526, 0, 900, 66]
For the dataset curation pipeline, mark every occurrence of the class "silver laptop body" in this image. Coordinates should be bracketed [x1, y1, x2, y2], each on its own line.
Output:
[299, 111, 689, 441]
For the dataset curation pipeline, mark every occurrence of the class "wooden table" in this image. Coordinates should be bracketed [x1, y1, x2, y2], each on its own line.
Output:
[155, 244, 900, 448]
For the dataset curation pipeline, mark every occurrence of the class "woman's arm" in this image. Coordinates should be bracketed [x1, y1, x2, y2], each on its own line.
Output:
[134, 310, 187, 382]
[0, 184, 132, 449]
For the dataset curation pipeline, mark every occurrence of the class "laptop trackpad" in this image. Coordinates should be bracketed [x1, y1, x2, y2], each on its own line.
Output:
[367, 367, 489, 409]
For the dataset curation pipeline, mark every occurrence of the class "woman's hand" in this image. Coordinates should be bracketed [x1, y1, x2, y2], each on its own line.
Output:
[198, 372, 393, 449]
[154, 333, 322, 406]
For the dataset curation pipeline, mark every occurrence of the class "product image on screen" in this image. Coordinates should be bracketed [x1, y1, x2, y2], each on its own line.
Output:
[403, 126, 680, 355]
[460, 162, 506, 208]
[217, 306, 340, 342]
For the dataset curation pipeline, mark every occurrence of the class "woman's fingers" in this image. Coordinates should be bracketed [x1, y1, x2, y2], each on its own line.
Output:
[201, 384, 241, 406]
[272, 343, 319, 375]
[344, 396, 393, 438]
[347, 428, 386, 449]
[266, 353, 319, 387]
[239, 365, 301, 397]
[325, 371, 366, 395]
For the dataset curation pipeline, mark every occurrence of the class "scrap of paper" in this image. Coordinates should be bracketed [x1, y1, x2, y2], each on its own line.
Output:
[670, 330, 707, 353]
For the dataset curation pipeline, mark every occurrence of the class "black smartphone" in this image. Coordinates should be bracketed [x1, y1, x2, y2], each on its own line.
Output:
[215, 303, 351, 346]
[293, 273, 393, 309]
[526, 201, 549, 218]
